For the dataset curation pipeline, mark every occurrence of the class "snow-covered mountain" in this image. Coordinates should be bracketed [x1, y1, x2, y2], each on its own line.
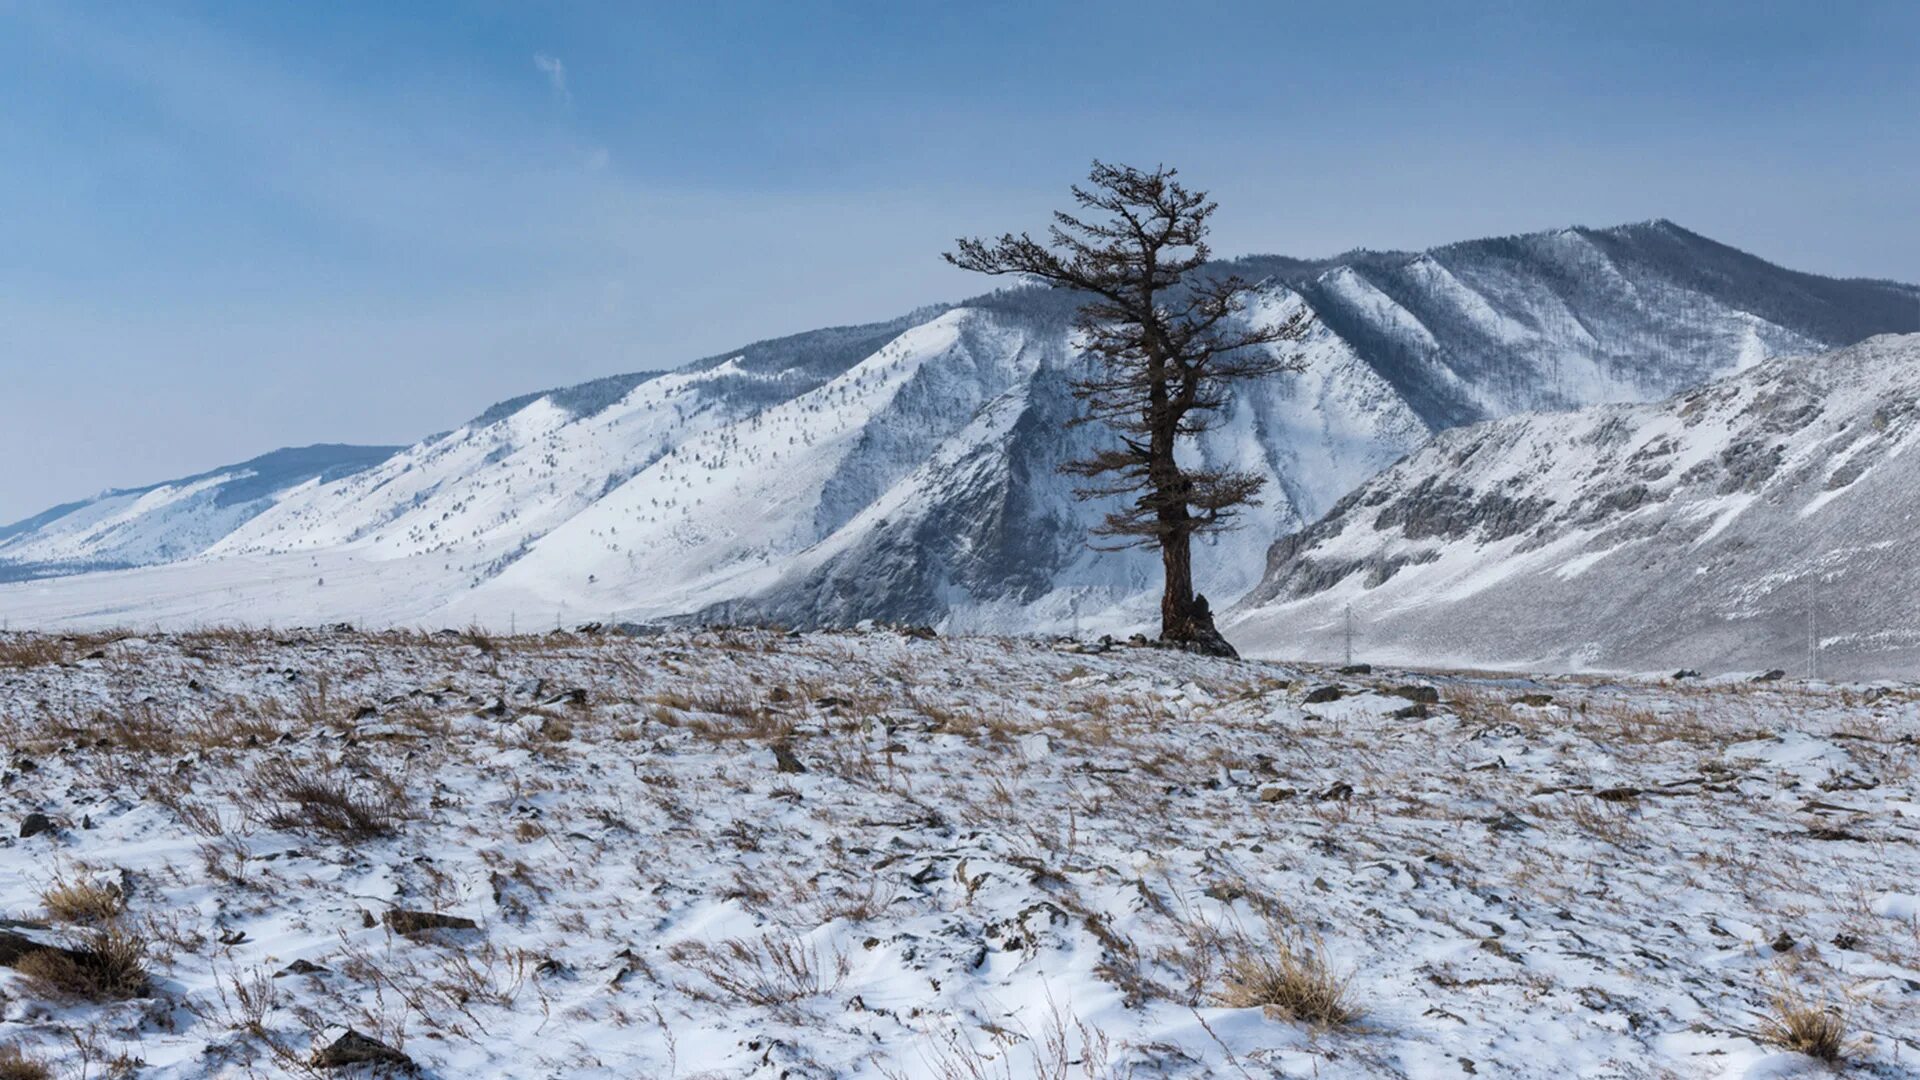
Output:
[0, 444, 398, 583]
[1230, 333, 1920, 677]
[3, 220, 1915, 633]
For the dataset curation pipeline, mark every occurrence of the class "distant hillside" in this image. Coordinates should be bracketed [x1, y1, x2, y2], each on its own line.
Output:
[0, 444, 399, 582]
[1231, 333, 1920, 678]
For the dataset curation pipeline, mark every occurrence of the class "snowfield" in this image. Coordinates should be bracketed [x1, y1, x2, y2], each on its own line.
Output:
[1, 628, 1916, 1078]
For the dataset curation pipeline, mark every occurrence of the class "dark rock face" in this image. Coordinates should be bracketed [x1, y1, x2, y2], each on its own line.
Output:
[1372, 477, 1555, 543]
[1716, 440, 1785, 494]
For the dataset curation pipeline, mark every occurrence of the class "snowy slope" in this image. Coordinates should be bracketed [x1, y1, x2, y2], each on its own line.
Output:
[5, 628, 1918, 1077]
[2, 220, 1915, 632]
[1230, 333, 1920, 677]
[0, 445, 398, 582]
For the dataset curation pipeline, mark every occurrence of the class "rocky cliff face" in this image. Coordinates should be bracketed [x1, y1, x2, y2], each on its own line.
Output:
[3, 221, 1915, 633]
[1230, 334, 1920, 677]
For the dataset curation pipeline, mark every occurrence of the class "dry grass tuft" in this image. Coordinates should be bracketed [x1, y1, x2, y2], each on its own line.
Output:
[251, 760, 410, 841]
[1758, 977, 1854, 1063]
[0, 636, 70, 670]
[1219, 929, 1356, 1028]
[669, 933, 850, 1012]
[0, 1044, 53, 1080]
[15, 923, 152, 1002]
[42, 874, 127, 924]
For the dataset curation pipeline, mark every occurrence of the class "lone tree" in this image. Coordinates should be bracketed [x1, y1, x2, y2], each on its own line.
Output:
[946, 162, 1308, 656]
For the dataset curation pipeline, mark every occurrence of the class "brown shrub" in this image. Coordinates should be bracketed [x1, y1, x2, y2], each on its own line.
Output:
[42, 875, 127, 924]
[1219, 928, 1356, 1028]
[0, 1044, 53, 1080]
[1759, 978, 1853, 1063]
[251, 760, 409, 841]
[14, 923, 151, 1002]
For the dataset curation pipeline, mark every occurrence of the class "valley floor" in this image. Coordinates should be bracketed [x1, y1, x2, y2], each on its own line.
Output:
[0, 628, 1915, 1078]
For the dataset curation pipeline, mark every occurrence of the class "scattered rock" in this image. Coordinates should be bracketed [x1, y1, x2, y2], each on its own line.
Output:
[382, 910, 479, 937]
[770, 742, 807, 774]
[1317, 781, 1354, 801]
[1337, 663, 1372, 675]
[1770, 931, 1796, 953]
[1512, 693, 1555, 707]
[1389, 684, 1440, 703]
[1391, 703, 1431, 720]
[1257, 787, 1297, 803]
[1752, 669, 1786, 683]
[1482, 811, 1530, 833]
[899, 625, 938, 640]
[1671, 669, 1701, 680]
[313, 1029, 415, 1073]
[1818, 771, 1877, 792]
[1831, 933, 1859, 951]
[0, 923, 85, 968]
[274, 959, 330, 977]
[1302, 686, 1346, 704]
[1805, 825, 1864, 842]
[18, 812, 54, 839]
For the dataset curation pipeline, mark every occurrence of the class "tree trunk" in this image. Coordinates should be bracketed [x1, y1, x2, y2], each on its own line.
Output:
[1158, 530, 1237, 658]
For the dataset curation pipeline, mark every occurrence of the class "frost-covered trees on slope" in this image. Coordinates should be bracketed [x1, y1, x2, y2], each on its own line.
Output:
[946, 162, 1309, 655]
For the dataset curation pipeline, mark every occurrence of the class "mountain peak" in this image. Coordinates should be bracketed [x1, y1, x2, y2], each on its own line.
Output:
[4, 222, 1915, 633]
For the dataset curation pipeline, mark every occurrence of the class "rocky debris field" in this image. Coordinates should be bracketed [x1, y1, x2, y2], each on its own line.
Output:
[0, 626, 1916, 1078]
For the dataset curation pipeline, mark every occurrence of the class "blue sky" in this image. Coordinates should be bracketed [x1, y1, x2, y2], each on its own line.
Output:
[3, 1, 1917, 520]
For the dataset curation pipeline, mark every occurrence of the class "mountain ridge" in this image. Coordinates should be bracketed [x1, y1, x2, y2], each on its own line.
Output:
[3, 220, 1915, 637]
[1228, 332, 1920, 676]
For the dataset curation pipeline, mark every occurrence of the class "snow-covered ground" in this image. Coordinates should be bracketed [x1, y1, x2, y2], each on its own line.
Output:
[1, 628, 1915, 1077]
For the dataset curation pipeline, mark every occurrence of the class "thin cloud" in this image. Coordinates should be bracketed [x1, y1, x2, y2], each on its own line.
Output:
[533, 52, 569, 104]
